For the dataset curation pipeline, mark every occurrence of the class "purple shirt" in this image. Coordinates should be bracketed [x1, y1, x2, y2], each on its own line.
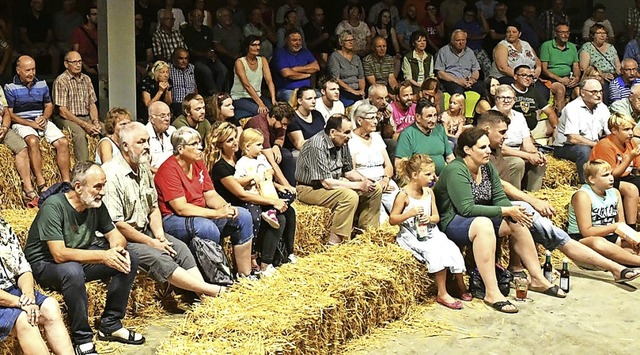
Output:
[272, 46, 317, 91]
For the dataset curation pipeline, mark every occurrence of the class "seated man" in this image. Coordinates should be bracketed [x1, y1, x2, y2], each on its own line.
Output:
[53, 51, 102, 162]
[479, 110, 640, 283]
[553, 78, 610, 183]
[169, 48, 197, 117]
[511, 65, 559, 134]
[147, 101, 175, 172]
[102, 122, 226, 297]
[154, 126, 254, 278]
[609, 58, 640, 103]
[171, 93, 211, 141]
[272, 28, 320, 102]
[610, 84, 640, 139]
[0, 90, 36, 206]
[387, 81, 416, 140]
[314, 79, 345, 122]
[152, 9, 185, 62]
[296, 114, 382, 245]
[362, 36, 399, 91]
[212, 7, 245, 72]
[5, 55, 71, 191]
[539, 21, 580, 113]
[434, 29, 483, 95]
[24, 162, 144, 355]
[244, 101, 297, 187]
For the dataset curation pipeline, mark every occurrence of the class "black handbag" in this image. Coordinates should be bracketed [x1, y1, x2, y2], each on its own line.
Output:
[468, 263, 513, 299]
[190, 236, 235, 286]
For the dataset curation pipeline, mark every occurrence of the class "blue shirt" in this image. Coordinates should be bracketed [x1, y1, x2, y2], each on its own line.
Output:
[609, 76, 640, 103]
[4, 76, 51, 121]
[272, 46, 317, 91]
[454, 20, 484, 51]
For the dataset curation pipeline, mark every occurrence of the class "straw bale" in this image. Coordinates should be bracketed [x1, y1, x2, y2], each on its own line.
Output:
[1, 208, 39, 246]
[39, 129, 76, 186]
[528, 185, 577, 229]
[158, 232, 433, 354]
[291, 201, 333, 256]
[0, 145, 24, 209]
[543, 155, 579, 188]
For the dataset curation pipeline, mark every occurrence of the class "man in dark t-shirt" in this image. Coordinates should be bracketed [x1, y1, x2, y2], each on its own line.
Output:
[24, 162, 143, 354]
[511, 65, 558, 131]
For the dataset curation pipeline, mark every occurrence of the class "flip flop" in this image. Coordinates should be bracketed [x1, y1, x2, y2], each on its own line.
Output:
[97, 329, 145, 345]
[615, 267, 640, 283]
[436, 296, 463, 310]
[530, 284, 567, 298]
[484, 299, 518, 314]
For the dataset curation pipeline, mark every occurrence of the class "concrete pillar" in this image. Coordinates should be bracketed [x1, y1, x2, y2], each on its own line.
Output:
[97, 0, 137, 119]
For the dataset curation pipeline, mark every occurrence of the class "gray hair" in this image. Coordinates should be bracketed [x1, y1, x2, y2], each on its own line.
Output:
[338, 30, 354, 46]
[72, 161, 100, 186]
[494, 84, 515, 97]
[118, 121, 147, 149]
[171, 126, 201, 155]
[450, 29, 467, 42]
[622, 57, 638, 68]
[353, 103, 378, 127]
[631, 83, 640, 96]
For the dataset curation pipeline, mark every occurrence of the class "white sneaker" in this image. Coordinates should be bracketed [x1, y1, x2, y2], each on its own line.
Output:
[287, 254, 298, 264]
[261, 209, 280, 228]
[261, 264, 277, 277]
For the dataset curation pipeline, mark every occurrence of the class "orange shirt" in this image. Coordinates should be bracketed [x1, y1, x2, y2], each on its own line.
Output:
[590, 135, 640, 177]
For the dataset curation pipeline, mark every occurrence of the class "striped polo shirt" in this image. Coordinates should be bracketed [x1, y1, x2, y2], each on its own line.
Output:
[4, 75, 51, 121]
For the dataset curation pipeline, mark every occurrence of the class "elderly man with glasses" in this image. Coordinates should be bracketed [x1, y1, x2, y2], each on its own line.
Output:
[609, 58, 640, 103]
[553, 78, 610, 183]
[146, 101, 175, 173]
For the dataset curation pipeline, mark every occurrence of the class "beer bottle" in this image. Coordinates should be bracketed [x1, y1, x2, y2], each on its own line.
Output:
[542, 250, 554, 282]
[560, 258, 570, 293]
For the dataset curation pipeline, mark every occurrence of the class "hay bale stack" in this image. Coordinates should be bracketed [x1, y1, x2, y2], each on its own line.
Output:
[0, 145, 26, 209]
[158, 232, 432, 355]
[528, 185, 577, 229]
[39, 129, 76, 186]
[543, 155, 579, 188]
[292, 202, 333, 256]
[2, 208, 39, 246]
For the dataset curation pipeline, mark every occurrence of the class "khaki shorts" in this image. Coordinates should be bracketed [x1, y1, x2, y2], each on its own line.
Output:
[0, 128, 27, 154]
[12, 121, 65, 143]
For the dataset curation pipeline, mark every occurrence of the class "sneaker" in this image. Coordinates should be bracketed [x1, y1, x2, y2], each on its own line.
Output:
[261, 209, 280, 229]
[287, 254, 298, 264]
[261, 264, 277, 277]
[237, 272, 260, 281]
[75, 343, 98, 355]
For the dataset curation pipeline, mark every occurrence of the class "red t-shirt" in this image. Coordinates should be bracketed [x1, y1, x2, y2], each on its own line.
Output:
[154, 155, 214, 216]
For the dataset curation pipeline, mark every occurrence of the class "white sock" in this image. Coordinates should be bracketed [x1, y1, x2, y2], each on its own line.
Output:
[78, 343, 94, 351]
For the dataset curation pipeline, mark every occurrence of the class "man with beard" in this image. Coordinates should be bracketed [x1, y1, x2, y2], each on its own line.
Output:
[388, 81, 416, 139]
[395, 98, 454, 175]
[147, 101, 175, 172]
[24, 162, 144, 355]
[314, 79, 345, 122]
[554, 78, 610, 183]
[102, 122, 226, 299]
[363, 36, 399, 91]
[171, 93, 210, 141]
[272, 29, 320, 102]
[479, 109, 640, 284]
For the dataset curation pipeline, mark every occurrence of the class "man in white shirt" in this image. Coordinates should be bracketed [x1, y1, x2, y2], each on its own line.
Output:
[314, 79, 345, 122]
[145, 101, 175, 173]
[553, 78, 610, 183]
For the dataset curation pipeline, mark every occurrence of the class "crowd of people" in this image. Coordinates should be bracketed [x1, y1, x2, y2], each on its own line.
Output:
[5, 0, 640, 354]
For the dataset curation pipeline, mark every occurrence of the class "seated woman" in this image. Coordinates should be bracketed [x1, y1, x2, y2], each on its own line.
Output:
[349, 104, 399, 223]
[154, 126, 254, 278]
[206, 123, 296, 276]
[328, 30, 366, 107]
[0, 217, 74, 354]
[590, 112, 640, 230]
[208, 93, 240, 126]
[579, 24, 620, 104]
[284, 87, 325, 153]
[433, 127, 566, 313]
[474, 75, 499, 119]
[230, 35, 277, 119]
[138, 60, 173, 124]
[402, 29, 434, 94]
[96, 107, 132, 164]
[568, 159, 640, 267]
[420, 77, 445, 114]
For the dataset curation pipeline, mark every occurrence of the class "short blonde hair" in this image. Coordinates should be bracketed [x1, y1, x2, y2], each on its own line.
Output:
[239, 128, 264, 156]
[608, 112, 636, 131]
[583, 159, 612, 183]
[494, 84, 515, 97]
[149, 60, 170, 80]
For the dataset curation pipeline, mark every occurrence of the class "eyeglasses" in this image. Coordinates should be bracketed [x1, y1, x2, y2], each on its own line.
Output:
[360, 115, 378, 121]
[66, 59, 82, 65]
[622, 67, 639, 72]
[152, 113, 171, 119]
[343, 38, 355, 42]
[583, 89, 603, 95]
[496, 96, 515, 102]
[516, 73, 535, 79]
[184, 141, 203, 149]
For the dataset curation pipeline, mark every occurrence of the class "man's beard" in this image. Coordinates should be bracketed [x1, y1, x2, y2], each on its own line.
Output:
[80, 190, 102, 209]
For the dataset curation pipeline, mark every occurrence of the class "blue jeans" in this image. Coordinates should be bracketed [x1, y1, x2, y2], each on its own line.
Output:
[233, 97, 273, 119]
[193, 58, 229, 95]
[162, 208, 254, 247]
[553, 144, 591, 183]
[511, 201, 570, 251]
[30, 246, 139, 345]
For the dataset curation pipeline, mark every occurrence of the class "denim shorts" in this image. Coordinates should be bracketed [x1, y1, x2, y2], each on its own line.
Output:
[0, 286, 48, 340]
[444, 214, 503, 247]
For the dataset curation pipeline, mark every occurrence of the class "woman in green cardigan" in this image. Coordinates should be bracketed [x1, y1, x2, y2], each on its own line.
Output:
[433, 127, 566, 314]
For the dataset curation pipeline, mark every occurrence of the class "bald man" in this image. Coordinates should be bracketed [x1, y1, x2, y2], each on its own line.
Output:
[53, 51, 103, 161]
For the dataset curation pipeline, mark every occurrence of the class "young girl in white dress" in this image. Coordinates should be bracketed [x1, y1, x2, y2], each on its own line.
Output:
[389, 154, 470, 309]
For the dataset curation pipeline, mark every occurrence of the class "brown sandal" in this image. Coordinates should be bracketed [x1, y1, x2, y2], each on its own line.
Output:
[22, 190, 38, 208]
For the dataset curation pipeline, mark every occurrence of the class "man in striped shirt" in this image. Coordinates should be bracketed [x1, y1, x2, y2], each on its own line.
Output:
[295, 114, 382, 245]
[4, 56, 71, 190]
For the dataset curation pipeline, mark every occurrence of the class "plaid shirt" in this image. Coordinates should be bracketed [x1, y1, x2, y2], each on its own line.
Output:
[152, 28, 186, 62]
[53, 70, 96, 116]
[538, 9, 570, 40]
[295, 131, 353, 186]
[362, 53, 395, 86]
[626, 7, 640, 40]
[169, 63, 196, 103]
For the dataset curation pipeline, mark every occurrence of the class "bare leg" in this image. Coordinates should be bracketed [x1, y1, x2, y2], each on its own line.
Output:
[25, 135, 45, 186]
[551, 82, 566, 113]
[234, 240, 252, 276]
[434, 269, 456, 303]
[53, 138, 71, 182]
[40, 298, 74, 355]
[580, 237, 640, 266]
[14, 148, 34, 192]
[168, 267, 223, 296]
[559, 240, 628, 279]
[14, 312, 50, 355]
[619, 181, 638, 226]
[454, 273, 469, 294]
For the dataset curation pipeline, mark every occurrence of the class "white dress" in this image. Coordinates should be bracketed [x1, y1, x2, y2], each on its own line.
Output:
[396, 190, 466, 274]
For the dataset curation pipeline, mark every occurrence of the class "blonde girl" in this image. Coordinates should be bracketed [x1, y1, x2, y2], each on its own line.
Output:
[389, 154, 470, 309]
[441, 93, 466, 141]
